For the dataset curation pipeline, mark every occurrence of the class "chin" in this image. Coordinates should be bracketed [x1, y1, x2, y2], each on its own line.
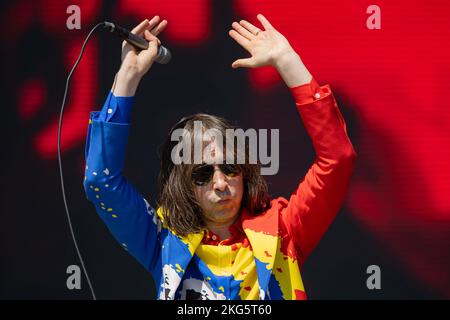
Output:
[210, 208, 238, 221]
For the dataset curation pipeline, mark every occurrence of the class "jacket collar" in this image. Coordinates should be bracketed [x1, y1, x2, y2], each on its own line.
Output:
[163, 205, 279, 300]
[241, 206, 279, 299]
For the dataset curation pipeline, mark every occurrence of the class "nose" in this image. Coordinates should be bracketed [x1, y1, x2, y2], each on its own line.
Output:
[212, 166, 228, 193]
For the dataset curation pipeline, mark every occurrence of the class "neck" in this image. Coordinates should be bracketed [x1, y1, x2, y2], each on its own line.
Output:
[205, 215, 239, 240]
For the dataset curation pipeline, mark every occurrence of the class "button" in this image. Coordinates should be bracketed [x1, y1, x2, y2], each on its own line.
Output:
[107, 108, 113, 114]
[212, 235, 217, 241]
[314, 92, 321, 99]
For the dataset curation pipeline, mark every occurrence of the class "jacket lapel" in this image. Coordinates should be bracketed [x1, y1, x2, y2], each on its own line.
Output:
[242, 206, 279, 300]
[157, 208, 204, 299]
[157, 206, 280, 300]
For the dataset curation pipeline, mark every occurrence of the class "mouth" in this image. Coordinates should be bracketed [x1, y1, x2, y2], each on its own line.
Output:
[216, 198, 231, 204]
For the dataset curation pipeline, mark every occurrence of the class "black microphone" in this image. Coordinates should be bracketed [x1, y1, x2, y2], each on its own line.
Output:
[103, 21, 171, 64]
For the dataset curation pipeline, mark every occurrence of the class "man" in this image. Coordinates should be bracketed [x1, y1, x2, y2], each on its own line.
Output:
[84, 14, 356, 300]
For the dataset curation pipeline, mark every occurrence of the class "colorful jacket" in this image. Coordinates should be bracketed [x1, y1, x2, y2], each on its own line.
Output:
[83, 79, 356, 300]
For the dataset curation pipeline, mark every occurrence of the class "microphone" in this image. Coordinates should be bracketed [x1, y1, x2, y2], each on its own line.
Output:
[103, 21, 171, 64]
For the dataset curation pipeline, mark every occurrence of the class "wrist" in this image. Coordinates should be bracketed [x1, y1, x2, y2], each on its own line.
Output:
[113, 68, 142, 97]
[275, 51, 313, 87]
[118, 64, 144, 82]
[274, 50, 299, 71]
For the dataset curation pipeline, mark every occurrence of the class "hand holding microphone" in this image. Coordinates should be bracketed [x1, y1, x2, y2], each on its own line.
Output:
[108, 16, 169, 96]
[115, 17, 168, 73]
[104, 18, 171, 64]
[57, 17, 170, 300]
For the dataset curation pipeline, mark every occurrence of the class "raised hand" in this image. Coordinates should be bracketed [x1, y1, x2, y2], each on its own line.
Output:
[113, 16, 167, 96]
[229, 14, 294, 69]
[229, 14, 312, 87]
[120, 16, 168, 77]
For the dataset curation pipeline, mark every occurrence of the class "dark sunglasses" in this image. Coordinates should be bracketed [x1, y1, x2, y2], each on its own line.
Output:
[192, 164, 242, 186]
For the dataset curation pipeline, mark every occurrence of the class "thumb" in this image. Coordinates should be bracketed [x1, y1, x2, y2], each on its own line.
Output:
[232, 58, 253, 69]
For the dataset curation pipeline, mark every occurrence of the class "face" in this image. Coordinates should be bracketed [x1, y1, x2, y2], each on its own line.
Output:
[192, 141, 244, 226]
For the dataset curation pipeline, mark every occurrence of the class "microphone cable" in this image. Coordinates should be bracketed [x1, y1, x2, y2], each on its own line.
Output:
[57, 22, 105, 300]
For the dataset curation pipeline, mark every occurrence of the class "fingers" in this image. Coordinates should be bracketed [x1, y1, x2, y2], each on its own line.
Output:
[239, 19, 261, 35]
[147, 15, 161, 31]
[125, 16, 166, 50]
[131, 16, 166, 37]
[229, 29, 251, 50]
[232, 58, 253, 69]
[141, 30, 160, 61]
[257, 14, 274, 30]
[229, 15, 275, 69]
[131, 18, 152, 35]
[231, 22, 255, 40]
[124, 19, 151, 50]
[144, 29, 161, 46]
[151, 19, 168, 36]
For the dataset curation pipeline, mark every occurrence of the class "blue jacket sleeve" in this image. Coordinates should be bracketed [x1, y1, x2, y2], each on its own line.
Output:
[99, 91, 134, 123]
[83, 110, 161, 272]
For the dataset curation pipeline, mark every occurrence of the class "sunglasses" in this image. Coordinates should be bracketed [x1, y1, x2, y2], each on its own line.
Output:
[191, 164, 242, 186]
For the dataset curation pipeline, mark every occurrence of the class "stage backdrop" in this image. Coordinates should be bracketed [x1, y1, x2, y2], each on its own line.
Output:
[2, 0, 449, 299]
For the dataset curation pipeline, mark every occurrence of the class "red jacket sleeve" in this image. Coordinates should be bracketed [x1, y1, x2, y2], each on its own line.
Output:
[282, 78, 357, 262]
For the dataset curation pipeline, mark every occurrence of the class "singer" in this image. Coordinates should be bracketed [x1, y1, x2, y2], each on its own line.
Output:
[84, 15, 356, 300]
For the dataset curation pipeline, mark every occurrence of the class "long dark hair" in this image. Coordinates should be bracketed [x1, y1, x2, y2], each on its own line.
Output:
[157, 113, 271, 236]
